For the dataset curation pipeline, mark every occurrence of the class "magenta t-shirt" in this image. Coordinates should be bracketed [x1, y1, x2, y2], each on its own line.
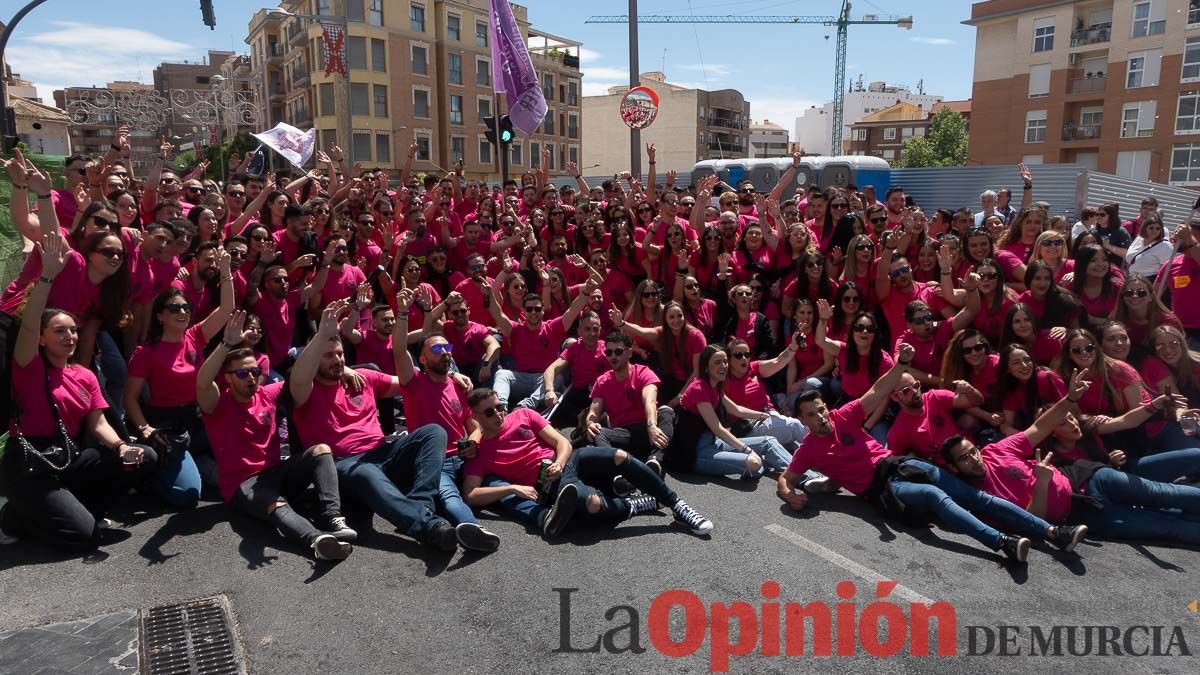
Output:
[510, 317, 566, 372]
[401, 370, 470, 453]
[895, 321, 954, 375]
[880, 283, 936, 349]
[662, 326, 708, 380]
[294, 368, 394, 458]
[724, 361, 774, 419]
[838, 348, 894, 399]
[10, 358, 106, 438]
[979, 433, 1072, 524]
[321, 264, 367, 307]
[591, 364, 660, 428]
[1001, 369, 1064, 414]
[788, 400, 891, 496]
[442, 320, 491, 366]
[253, 288, 302, 366]
[0, 249, 100, 318]
[128, 324, 208, 407]
[886, 389, 959, 461]
[463, 408, 553, 485]
[1160, 254, 1200, 328]
[790, 330, 826, 379]
[679, 377, 721, 415]
[560, 340, 611, 386]
[204, 382, 284, 502]
[1078, 281, 1122, 322]
[356, 330, 395, 375]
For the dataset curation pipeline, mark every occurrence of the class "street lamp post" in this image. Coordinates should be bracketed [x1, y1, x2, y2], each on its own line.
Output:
[0, 0, 52, 152]
[210, 74, 261, 180]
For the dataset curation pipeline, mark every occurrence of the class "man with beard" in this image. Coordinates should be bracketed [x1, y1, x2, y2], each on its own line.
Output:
[310, 234, 366, 309]
[248, 251, 330, 374]
[583, 331, 675, 475]
[884, 186, 908, 229]
[171, 241, 222, 324]
[291, 301, 465, 553]
[440, 218, 522, 271]
[887, 373, 984, 462]
[396, 206, 440, 264]
[876, 231, 938, 348]
[452, 253, 497, 328]
[542, 312, 610, 427]
[393, 290, 501, 552]
[646, 191, 698, 246]
[803, 189, 828, 244]
[342, 287, 403, 433]
[197, 311, 356, 561]
[273, 204, 318, 268]
[425, 292, 501, 383]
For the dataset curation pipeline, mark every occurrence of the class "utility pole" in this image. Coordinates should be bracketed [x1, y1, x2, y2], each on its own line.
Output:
[0, 0, 51, 152]
[628, 0, 640, 180]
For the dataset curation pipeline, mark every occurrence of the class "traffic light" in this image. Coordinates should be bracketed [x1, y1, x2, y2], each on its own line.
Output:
[482, 115, 497, 145]
[497, 115, 514, 145]
[200, 1, 216, 29]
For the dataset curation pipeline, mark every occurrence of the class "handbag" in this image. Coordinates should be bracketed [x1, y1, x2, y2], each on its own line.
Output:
[12, 363, 80, 478]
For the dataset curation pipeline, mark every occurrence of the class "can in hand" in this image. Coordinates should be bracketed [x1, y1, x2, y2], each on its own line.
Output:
[536, 458, 554, 494]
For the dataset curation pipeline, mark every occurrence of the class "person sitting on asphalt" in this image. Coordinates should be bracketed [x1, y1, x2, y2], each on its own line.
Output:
[542, 311, 611, 428]
[777, 344, 1088, 564]
[461, 389, 713, 537]
[886, 373, 986, 462]
[423, 291, 502, 385]
[722, 337, 812, 453]
[393, 288, 501, 552]
[197, 310, 355, 561]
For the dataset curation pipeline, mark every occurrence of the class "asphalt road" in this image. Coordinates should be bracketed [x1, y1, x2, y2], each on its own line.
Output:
[2, 473, 1200, 675]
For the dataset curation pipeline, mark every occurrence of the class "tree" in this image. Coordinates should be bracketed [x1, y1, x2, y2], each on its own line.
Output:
[896, 107, 969, 168]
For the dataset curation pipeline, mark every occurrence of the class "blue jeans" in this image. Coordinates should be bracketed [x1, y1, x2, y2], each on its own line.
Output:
[148, 449, 201, 510]
[482, 475, 547, 528]
[334, 425, 448, 539]
[1080, 467, 1200, 544]
[95, 330, 127, 421]
[1124, 448, 1200, 483]
[438, 455, 477, 525]
[889, 459, 1053, 550]
[694, 433, 792, 478]
[492, 369, 545, 410]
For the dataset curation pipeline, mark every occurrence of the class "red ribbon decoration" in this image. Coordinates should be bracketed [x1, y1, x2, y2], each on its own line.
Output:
[322, 23, 347, 77]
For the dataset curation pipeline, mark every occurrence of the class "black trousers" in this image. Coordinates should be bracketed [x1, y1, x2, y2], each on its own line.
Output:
[593, 407, 677, 461]
[230, 445, 341, 545]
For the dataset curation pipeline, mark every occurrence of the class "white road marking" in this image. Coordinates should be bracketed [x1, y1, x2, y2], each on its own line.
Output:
[764, 523, 935, 605]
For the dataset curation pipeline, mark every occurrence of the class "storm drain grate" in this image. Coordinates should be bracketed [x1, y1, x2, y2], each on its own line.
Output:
[140, 595, 243, 675]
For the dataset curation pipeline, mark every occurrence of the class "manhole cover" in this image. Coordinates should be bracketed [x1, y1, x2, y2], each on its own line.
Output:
[140, 595, 243, 675]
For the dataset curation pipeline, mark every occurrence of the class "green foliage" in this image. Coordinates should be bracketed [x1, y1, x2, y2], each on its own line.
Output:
[896, 108, 969, 168]
[0, 152, 67, 288]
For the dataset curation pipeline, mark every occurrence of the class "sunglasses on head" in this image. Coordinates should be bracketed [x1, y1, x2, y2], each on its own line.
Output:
[1070, 343, 1096, 355]
[164, 302, 192, 314]
[430, 343, 454, 355]
[228, 366, 262, 379]
[476, 405, 505, 418]
[604, 347, 627, 357]
[964, 343, 989, 354]
[1123, 288, 1149, 298]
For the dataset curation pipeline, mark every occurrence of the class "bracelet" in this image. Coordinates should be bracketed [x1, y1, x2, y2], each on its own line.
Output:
[940, 270, 952, 275]
[220, 341, 240, 350]
[38, 275, 54, 284]
[221, 276, 234, 283]
[12, 183, 27, 189]
[648, 161, 656, 164]
[35, 192, 51, 200]
[1023, 183, 1033, 190]
[396, 313, 410, 318]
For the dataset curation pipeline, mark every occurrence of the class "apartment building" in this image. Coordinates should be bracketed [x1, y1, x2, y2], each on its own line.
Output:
[53, 82, 162, 172]
[847, 100, 972, 163]
[582, 71, 751, 176]
[794, 80, 944, 156]
[245, 0, 583, 180]
[749, 120, 790, 158]
[152, 50, 238, 149]
[966, 0, 1200, 186]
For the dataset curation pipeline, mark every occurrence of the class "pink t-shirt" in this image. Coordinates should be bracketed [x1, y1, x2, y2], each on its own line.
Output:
[401, 371, 471, 453]
[560, 339, 611, 386]
[724, 361, 774, 419]
[1078, 281, 1122, 322]
[463, 408, 553, 485]
[452, 277, 497, 329]
[679, 377, 722, 415]
[0, 249, 100, 319]
[320, 264, 367, 307]
[838, 348, 895, 399]
[510, 317, 566, 372]
[204, 382, 284, 502]
[442, 319, 491, 366]
[661, 326, 708, 380]
[355, 329, 395, 375]
[978, 433, 1073, 524]
[10, 358, 106, 438]
[788, 400, 891, 496]
[1074, 359, 1148, 416]
[128, 324, 208, 407]
[895, 321, 954, 376]
[170, 278, 217, 325]
[880, 283, 936, 348]
[253, 288, 303, 366]
[886, 390, 959, 461]
[790, 330, 826, 379]
[294, 368, 395, 458]
[1001, 369, 1065, 414]
[591, 364, 660, 428]
[1160, 254, 1200, 328]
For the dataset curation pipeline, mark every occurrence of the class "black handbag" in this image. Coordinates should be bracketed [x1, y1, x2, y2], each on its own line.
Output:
[12, 363, 80, 478]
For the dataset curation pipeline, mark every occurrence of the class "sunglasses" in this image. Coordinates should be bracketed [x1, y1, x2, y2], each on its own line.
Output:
[186, 186, 205, 194]
[1041, 239, 1064, 247]
[853, 324, 877, 334]
[604, 347, 627, 357]
[1070, 344, 1097, 356]
[450, 308, 469, 316]
[159, 177, 178, 185]
[888, 266, 911, 278]
[734, 290, 753, 298]
[228, 367, 262, 379]
[430, 343, 454, 355]
[783, 210, 799, 218]
[250, 234, 270, 242]
[164, 303, 192, 314]
[870, 217, 888, 224]
[855, 243, 874, 251]
[95, 247, 125, 260]
[358, 220, 376, 227]
[228, 250, 247, 258]
[911, 315, 935, 326]
[805, 260, 823, 269]
[830, 203, 849, 209]
[897, 381, 921, 396]
[730, 351, 750, 359]
[964, 343, 989, 354]
[524, 306, 544, 313]
[978, 271, 999, 280]
[642, 290, 659, 298]
[703, 234, 722, 241]
[684, 283, 699, 290]
[738, 188, 755, 194]
[469, 263, 487, 272]
[842, 295, 861, 302]
[267, 276, 288, 284]
[1123, 288, 1149, 298]
[227, 191, 246, 198]
[476, 405, 506, 418]
[749, 286, 764, 293]
[90, 215, 118, 229]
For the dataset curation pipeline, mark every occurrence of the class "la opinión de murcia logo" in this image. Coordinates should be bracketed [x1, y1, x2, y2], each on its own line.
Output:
[555, 583, 1193, 672]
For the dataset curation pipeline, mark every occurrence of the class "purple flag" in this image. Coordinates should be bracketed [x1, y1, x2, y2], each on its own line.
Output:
[489, 0, 547, 136]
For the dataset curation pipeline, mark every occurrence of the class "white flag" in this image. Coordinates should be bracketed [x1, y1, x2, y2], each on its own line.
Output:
[251, 122, 316, 169]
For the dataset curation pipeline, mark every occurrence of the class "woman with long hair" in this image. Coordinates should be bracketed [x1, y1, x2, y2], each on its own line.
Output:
[940, 329, 1005, 434]
[998, 302, 1066, 366]
[66, 200, 120, 251]
[815, 303, 893, 443]
[732, 221, 773, 283]
[963, 258, 1018, 343]
[674, 272, 718, 336]
[1114, 273, 1181, 355]
[539, 265, 574, 322]
[1125, 216, 1173, 278]
[689, 225, 727, 296]
[423, 246, 464, 299]
[1098, 320, 1134, 364]
[124, 250, 234, 508]
[781, 298, 836, 409]
[838, 234, 877, 307]
[622, 278, 665, 362]
[996, 206, 1046, 263]
[307, 197, 333, 243]
[1072, 243, 1124, 325]
[828, 281, 864, 342]
[1144, 325, 1200, 407]
[963, 226, 1026, 288]
[775, 220, 817, 287]
[717, 283, 776, 358]
[1029, 230, 1075, 284]
[107, 189, 141, 230]
[783, 250, 836, 320]
[606, 222, 644, 285]
[643, 220, 688, 290]
[1017, 259, 1081, 328]
[725, 337, 814, 451]
[993, 343, 1064, 436]
[258, 190, 290, 232]
[611, 300, 706, 406]
[188, 204, 221, 246]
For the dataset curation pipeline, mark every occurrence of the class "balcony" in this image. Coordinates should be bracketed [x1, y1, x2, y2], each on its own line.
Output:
[563, 54, 580, 69]
[1070, 23, 1111, 47]
[292, 68, 310, 88]
[1067, 71, 1107, 94]
[707, 116, 745, 130]
[1062, 123, 1102, 141]
[287, 22, 306, 46]
[708, 142, 745, 152]
[266, 43, 285, 66]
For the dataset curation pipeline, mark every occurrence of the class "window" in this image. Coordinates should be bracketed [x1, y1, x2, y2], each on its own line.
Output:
[568, 114, 578, 139]
[479, 138, 493, 164]
[477, 97, 492, 123]
[476, 21, 488, 47]
[913, 127, 926, 137]
[510, 143, 522, 165]
[415, 135, 431, 161]
[448, 54, 462, 85]
[1127, 49, 1162, 88]
[376, 133, 391, 164]
[412, 46, 427, 75]
[1131, 1, 1165, 38]
[1121, 101, 1157, 137]
[352, 130, 372, 162]
[568, 146, 578, 165]
[882, 149, 895, 160]
[543, 114, 554, 136]
[1033, 17, 1055, 52]
[451, 137, 465, 164]
[346, 0, 364, 22]
[1021, 154, 1044, 164]
[568, 81, 578, 106]
[317, 0, 331, 14]
[448, 15, 461, 41]
[545, 143, 555, 170]
[350, 83, 370, 116]
[410, 4, 425, 32]
[1191, 0, 1200, 27]
[1185, 37, 1200, 83]
[1025, 110, 1047, 143]
[883, 127, 896, 140]
[476, 59, 490, 86]
[1028, 63, 1051, 97]
[374, 84, 388, 117]
[371, 39, 386, 72]
[449, 95, 463, 125]
[319, 83, 335, 116]
[902, 127, 914, 138]
[1079, 106, 1103, 127]
[1170, 143, 1200, 185]
[321, 129, 338, 152]
[543, 74, 554, 102]
[414, 89, 430, 118]
[1179, 92, 1200, 134]
[852, 128, 867, 141]
[348, 36, 367, 70]
[368, 0, 383, 26]
[1117, 150, 1153, 181]
[530, 142, 540, 167]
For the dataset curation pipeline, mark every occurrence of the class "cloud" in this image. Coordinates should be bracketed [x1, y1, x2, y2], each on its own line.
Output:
[676, 63, 731, 79]
[25, 21, 192, 54]
[747, 95, 824, 141]
[577, 47, 602, 63]
[582, 81, 623, 97]
[583, 65, 633, 81]
[909, 36, 957, 46]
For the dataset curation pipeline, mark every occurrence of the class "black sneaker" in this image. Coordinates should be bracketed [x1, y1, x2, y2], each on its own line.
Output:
[671, 500, 714, 535]
[626, 494, 659, 516]
[321, 515, 358, 542]
[612, 476, 636, 497]
[999, 534, 1031, 563]
[428, 521, 458, 553]
[311, 534, 353, 560]
[542, 483, 578, 538]
[455, 522, 501, 552]
[1049, 524, 1087, 553]
[646, 457, 664, 478]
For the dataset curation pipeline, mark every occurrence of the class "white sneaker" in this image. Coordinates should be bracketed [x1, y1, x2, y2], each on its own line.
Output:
[0, 527, 18, 545]
[312, 534, 353, 560]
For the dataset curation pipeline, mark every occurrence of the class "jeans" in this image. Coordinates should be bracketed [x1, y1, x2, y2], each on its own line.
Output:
[482, 475, 547, 528]
[743, 412, 809, 451]
[492, 369, 546, 410]
[775, 378, 830, 416]
[95, 330, 127, 421]
[888, 459, 1053, 550]
[693, 433, 792, 478]
[1123, 448, 1200, 483]
[334, 425, 448, 540]
[593, 407, 677, 462]
[437, 454, 478, 526]
[148, 446, 201, 510]
[560, 446, 680, 524]
[1080, 467, 1200, 544]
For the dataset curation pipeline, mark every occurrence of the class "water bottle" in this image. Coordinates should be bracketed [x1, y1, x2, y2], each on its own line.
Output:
[278, 420, 291, 461]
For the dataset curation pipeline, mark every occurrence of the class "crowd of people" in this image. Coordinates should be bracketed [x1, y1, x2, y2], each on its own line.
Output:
[3, 129, 1200, 567]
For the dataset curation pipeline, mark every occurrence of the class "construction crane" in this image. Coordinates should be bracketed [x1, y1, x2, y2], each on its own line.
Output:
[587, 2, 913, 155]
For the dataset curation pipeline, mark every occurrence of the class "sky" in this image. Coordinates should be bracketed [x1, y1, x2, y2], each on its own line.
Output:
[4, 0, 979, 139]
